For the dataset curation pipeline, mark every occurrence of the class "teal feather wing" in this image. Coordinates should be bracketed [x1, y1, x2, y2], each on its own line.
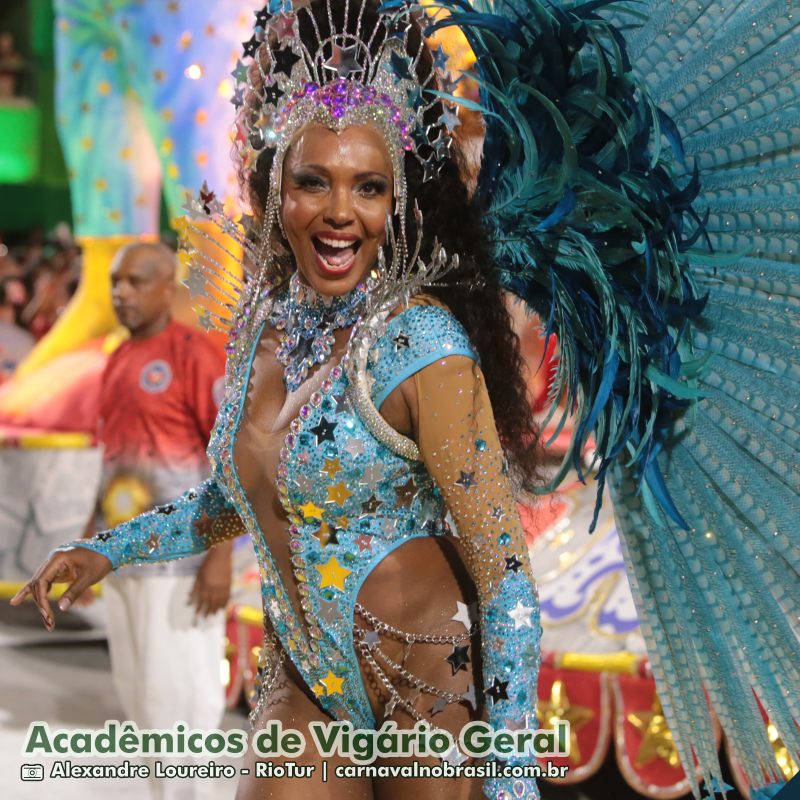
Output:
[417, 0, 800, 795]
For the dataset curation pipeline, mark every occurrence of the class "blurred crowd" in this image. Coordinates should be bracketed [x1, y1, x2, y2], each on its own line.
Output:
[0, 31, 23, 99]
[0, 225, 80, 382]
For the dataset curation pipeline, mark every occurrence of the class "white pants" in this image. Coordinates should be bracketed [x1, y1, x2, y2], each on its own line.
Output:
[104, 572, 226, 800]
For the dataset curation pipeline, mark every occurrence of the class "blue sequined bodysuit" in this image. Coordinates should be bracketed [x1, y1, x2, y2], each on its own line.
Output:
[67, 296, 543, 800]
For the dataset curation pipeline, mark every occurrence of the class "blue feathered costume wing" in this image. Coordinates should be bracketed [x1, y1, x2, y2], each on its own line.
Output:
[419, 0, 799, 796]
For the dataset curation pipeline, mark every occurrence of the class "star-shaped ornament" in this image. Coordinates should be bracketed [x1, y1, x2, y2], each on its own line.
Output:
[393, 331, 410, 350]
[319, 599, 341, 624]
[455, 471, 476, 490]
[461, 683, 477, 710]
[197, 308, 216, 332]
[421, 152, 442, 183]
[320, 671, 344, 695]
[242, 36, 259, 58]
[313, 522, 339, 548]
[438, 70, 463, 95]
[321, 457, 342, 480]
[508, 600, 535, 629]
[310, 416, 337, 445]
[268, 12, 296, 42]
[315, 556, 351, 591]
[323, 44, 363, 78]
[445, 644, 470, 675]
[364, 629, 381, 649]
[432, 45, 448, 71]
[272, 45, 301, 77]
[431, 697, 448, 716]
[505, 555, 523, 573]
[484, 676, 509, 705]
[230, 59, 248, 84]
[254, 7, 271, 28]
[385, 13, 411, 42]
[393, 476, 418, 508]
[627, 697, 680, 769]
[361, 494, 383, 515]
[326, 482, 353, 506]
[539, 679, 594, 764]
[431, 128, 453, 160]
[354, 533, 374, 552]
[294, 473, 314, 495]
[490, 506, 506, 522]
[387, 50, 413, 83]
[438, 106, 461, 133]
[358, 463, 384, 491]
[343, 437, 365, 458]
[451, 600, 478, 631]
[442, 743, 468, 767]
[298, 500, 324, 521]
[182, 266, 208, 299]
[263, 83, 285, 106]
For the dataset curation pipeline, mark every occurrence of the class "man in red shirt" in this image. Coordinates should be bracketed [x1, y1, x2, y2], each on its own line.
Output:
[92, 242, 232, 800]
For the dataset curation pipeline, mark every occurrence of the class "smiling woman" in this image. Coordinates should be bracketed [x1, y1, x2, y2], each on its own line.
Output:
[280, 125, 393, 291]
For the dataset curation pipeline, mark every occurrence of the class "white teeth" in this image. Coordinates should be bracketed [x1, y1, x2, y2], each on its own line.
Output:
[317, 236, 357, 249]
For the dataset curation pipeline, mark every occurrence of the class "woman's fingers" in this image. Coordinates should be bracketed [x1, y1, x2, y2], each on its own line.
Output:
[57, 571, 96, 613]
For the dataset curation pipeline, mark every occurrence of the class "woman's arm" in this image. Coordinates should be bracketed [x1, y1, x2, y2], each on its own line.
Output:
[62, 477, 244, 570]
[10, 478, 244, 629]
[412, 354, 541, 795]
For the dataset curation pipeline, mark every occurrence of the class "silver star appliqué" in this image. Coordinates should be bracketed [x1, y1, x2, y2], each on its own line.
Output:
[323, 44, 363, 78]
[508, 600, 535, 629]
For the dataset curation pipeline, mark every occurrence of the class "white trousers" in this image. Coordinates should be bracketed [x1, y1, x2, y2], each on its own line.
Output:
[104, 573, 226, 800]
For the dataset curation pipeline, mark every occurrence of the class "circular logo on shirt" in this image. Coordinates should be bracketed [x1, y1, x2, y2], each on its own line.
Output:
[139, 360, 173, 394]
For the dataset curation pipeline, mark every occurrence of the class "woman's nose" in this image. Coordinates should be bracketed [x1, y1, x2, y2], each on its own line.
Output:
[323, 187, 354, 226]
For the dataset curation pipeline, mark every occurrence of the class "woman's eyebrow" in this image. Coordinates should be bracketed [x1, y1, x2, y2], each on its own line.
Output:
[354, 171, 389, 181]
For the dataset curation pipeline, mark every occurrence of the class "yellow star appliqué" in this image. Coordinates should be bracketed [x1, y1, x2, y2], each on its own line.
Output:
[538, 679, 594, 764]
[298, 501, 324, 521]
[320, 671, 344, 695]
[316, 557, 351, 591]
[321, 458, 343, 480]
[627, 696, 680, 768]
[326, 482, 353, 506]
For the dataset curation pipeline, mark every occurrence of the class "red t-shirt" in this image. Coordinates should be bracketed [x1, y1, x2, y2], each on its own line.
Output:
[99, 320, 225, 489]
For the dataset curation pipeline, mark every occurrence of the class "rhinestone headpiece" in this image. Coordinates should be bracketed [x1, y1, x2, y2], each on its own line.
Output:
[232, 0, 459, 209]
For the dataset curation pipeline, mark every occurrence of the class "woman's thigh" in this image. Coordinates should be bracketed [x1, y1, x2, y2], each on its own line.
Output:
[357, 537, 485, 800]
[236, 663, 374, 800]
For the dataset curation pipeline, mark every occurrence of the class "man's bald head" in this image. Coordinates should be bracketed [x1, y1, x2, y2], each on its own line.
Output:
[113, 242, 177, 282]
[110, 242, 177, 339]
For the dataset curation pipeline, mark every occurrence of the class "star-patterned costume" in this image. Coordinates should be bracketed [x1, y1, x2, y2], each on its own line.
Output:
[62, 296, 543, 799]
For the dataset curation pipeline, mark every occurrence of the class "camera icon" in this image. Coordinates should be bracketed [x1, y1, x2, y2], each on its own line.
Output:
[21, 764, 44, 781]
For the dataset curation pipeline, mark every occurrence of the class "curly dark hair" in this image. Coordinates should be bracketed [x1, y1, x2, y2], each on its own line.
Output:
[237, 0, 540, 490]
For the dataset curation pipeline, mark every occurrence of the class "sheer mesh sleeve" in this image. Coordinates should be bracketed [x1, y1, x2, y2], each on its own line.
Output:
[54, 478, 244, 570]
[415, 354, 541, 798]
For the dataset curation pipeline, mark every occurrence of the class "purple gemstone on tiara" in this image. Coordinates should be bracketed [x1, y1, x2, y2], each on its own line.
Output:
[332, 106, 345, 118]
[305, 82, 318, 94]
[379, 93, 391, 106]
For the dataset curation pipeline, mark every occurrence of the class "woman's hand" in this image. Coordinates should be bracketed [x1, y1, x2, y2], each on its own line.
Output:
[188, 541, 232, 617]
[9, 548, 113, 630]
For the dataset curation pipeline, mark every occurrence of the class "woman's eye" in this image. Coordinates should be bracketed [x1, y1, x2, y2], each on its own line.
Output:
[359, 180, 388, 197]
[295, 175, 326, 191]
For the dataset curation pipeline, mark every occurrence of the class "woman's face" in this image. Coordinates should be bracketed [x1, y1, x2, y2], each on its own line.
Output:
[280, 123, 393, 296]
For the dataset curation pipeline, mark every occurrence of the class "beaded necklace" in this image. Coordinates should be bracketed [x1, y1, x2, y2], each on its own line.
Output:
[269, 271, 372, 392]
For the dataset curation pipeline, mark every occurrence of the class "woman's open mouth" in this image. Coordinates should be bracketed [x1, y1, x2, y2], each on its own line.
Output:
[312, 234, 361, 277]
